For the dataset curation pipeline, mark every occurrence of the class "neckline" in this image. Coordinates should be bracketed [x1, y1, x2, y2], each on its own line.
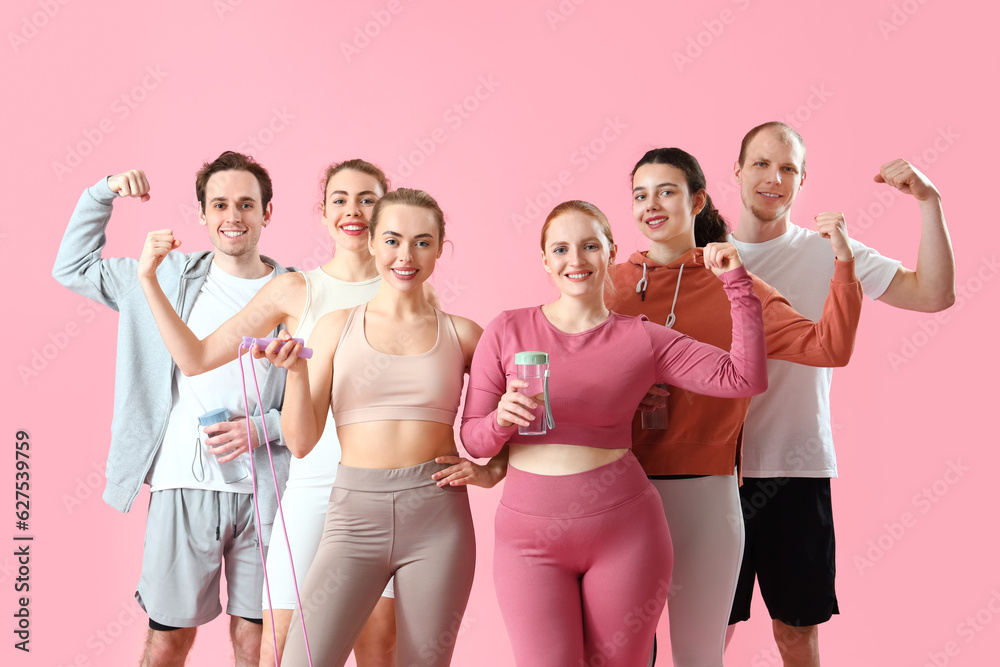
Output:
[361, 303, 442, 357]
[315, 266, 381, 286]
[729, 224, 796, 251]
[535, 305, 615, 337]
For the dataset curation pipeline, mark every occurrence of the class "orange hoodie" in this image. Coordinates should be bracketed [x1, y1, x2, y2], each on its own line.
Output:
[608, 247, 862, 476]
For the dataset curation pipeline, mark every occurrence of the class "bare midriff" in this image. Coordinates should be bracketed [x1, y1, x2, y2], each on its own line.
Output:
[338, 420, 458, 469]
[509, 443, 629, 476]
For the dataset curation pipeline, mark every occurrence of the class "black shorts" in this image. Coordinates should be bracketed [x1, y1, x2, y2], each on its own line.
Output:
[729, 477, 839, 627]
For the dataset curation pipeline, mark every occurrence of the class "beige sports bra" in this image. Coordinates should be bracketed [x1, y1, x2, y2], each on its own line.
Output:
[331, 304, 466, 426]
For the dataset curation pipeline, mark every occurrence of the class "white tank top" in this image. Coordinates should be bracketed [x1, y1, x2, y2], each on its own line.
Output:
[286, 267, 380, 487]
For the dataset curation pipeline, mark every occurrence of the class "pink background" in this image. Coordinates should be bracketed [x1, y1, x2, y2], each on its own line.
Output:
[3, 0, 997, 664]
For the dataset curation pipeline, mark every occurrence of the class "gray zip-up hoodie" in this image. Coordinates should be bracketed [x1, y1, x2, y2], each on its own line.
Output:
[52, 177, 291, 544]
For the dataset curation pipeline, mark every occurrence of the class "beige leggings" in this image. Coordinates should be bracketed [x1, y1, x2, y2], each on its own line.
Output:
[281, 459, 476, 667]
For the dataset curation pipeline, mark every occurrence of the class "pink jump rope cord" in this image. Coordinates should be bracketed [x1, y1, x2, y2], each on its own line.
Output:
[238, 342, 313, 667]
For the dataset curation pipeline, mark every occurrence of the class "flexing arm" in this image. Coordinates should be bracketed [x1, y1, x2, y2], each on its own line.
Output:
[138, 231, 302, 376]
[260, 312, 346, 458]
[52, 171, 150, 308]
[650, 243, 768, 397]
[872, 160, 955, 312]
[759, 212, 863, 366]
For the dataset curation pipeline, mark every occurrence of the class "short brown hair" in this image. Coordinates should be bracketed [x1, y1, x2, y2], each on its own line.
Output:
[195, 151, 273, 211]
[738, 121, 807, 172]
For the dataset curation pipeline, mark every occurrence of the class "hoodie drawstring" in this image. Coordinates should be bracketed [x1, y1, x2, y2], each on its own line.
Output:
[635, 261, 685, 327]
[665, 264, 684, 329]
[636, 263, 648, 301]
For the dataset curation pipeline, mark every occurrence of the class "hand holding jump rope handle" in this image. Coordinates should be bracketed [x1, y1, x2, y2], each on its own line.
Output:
[241, 336, 314, 359]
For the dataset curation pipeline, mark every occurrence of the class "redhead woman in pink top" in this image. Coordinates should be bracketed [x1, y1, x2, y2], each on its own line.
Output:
[460, 200, 768, 667]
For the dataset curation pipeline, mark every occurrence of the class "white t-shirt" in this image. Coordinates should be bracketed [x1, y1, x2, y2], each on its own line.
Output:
[729, 224, 899, 477]
[148, 263, 275, 493]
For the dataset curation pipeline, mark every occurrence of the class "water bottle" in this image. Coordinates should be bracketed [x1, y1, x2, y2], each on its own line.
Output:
[640, 383, 670, 430]
[514, 351, 555, 436]
[198, 408, 248, 484]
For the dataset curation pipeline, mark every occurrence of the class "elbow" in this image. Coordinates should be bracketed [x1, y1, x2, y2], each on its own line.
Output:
[830, 344, 856, 368]
[286, 438, 314, 459]
[177, 360, 208, 377]
[935, 288, 957, 312]
[749, 374, 768, 396]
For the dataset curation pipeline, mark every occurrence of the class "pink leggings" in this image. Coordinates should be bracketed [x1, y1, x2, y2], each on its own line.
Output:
[493, 452, 673, 667]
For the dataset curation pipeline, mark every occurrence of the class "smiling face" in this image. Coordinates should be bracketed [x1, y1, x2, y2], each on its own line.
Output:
[368, 203, 442, 292]
[322, 169, 384, 253]
[735, 128, 807, 225]
[198, 169, 271, 258]
[632, 162, 705, 250]
[541, 210, 616, 299]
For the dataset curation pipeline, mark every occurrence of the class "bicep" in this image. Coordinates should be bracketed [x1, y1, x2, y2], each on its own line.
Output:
[875, 266, 922, 309]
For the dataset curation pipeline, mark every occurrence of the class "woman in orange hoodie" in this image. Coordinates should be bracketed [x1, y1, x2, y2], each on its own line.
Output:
[608, 147, 862, 667]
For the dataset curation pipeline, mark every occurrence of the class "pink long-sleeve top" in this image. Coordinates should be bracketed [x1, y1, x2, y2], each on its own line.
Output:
[460, 266, 768, 458]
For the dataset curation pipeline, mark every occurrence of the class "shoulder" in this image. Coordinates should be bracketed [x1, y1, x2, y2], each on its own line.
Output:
[312, 305, 355, 343]
[267, 270, 307, 294]
[447, 313, 484, 341]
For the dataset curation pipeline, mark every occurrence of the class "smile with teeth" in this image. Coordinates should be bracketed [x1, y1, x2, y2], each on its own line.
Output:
[564, 271, 592, 280]
[758, 192, 781, 199]
[645, 216, 667, 227]
[341, 224, 367, 232]
[222, 230, 246, 238]
[392, 268, 417, 278]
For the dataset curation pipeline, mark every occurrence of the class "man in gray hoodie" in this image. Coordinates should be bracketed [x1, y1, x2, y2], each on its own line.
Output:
[53, 152, 291, 667]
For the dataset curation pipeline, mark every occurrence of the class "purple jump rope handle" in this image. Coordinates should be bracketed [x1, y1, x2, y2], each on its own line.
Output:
[241, 336, 313, 359]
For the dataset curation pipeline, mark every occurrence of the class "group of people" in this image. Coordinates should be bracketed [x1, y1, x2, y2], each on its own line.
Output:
[54, 121, 954, 667]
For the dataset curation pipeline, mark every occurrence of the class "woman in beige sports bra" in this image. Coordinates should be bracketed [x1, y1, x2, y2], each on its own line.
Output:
[260, 188, 490, 667]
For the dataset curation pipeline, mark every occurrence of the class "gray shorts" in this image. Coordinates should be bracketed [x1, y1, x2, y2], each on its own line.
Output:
[136, 488, 263, 627]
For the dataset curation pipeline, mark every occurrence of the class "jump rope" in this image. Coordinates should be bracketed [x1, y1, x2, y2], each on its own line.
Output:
[236, 336, 314, 667]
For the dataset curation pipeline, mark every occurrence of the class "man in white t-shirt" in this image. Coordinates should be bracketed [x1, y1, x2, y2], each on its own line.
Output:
[53, 152, 291, 666]
[724, 122, 955, 667]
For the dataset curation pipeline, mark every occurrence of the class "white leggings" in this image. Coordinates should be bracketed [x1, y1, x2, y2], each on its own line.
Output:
[651, 473, 744, 667]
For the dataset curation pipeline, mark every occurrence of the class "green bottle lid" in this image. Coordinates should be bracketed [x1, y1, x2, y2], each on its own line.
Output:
[514, 351, 549, 365]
